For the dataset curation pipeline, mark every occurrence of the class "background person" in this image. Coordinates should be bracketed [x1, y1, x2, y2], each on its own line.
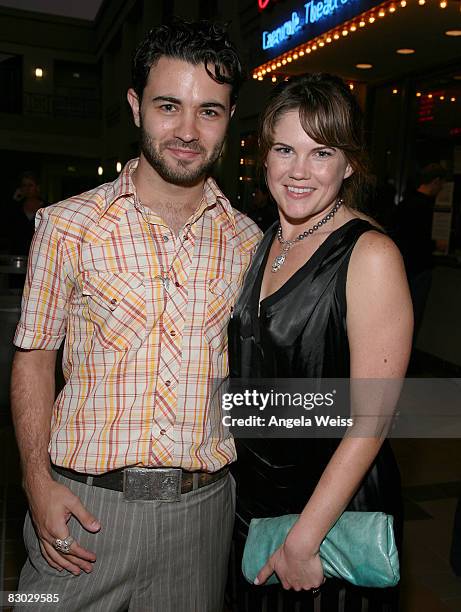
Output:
[227, 73, 413, 611]
[11, 19, 260, 612]
[393, 163, 447, 338]
[1, 171, 47, 256]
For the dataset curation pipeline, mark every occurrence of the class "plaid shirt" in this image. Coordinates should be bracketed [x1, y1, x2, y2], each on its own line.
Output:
[14, 159, 261, 474]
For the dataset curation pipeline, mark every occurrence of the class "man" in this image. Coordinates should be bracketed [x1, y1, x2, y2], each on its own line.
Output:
[393, 163, 446, 337]
[12, 20, 260, 612]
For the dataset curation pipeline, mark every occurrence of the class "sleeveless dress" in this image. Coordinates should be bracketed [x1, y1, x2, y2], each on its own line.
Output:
[226, 219, 403, 612]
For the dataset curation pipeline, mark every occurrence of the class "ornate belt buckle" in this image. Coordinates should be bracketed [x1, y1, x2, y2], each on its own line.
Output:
[123, 468, 182, 502]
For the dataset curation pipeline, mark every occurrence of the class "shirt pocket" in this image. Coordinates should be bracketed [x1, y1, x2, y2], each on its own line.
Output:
[205, 278, 241, 351]
[82, 271, 146, 351]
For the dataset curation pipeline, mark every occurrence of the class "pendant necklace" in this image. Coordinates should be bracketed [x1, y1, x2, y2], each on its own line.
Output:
[271, 199, 343, 273]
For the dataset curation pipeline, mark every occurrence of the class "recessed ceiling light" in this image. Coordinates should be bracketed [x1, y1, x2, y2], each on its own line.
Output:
[445, 30, 461, 37]
[396, 48, 415, 54]
[356, 63, 373, 69]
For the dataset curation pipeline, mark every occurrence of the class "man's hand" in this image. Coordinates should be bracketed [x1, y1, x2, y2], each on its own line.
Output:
[26, 476, 101, 575]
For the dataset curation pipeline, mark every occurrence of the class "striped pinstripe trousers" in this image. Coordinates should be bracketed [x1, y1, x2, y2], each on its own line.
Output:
[17, 471, 235, 612]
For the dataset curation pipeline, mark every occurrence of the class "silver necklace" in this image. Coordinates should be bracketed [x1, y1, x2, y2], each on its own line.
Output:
[271, 199, 343, 273]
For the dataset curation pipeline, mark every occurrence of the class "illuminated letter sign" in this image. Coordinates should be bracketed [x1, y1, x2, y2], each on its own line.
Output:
[262, 0, 356, 50]
[262, 11, 301, 50]
[258, 0, 271, 8]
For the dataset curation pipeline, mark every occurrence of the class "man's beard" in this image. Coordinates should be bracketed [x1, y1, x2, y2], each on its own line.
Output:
[139, 121, 224, 187]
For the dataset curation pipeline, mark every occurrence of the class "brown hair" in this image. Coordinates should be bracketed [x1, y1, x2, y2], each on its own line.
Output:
[258, 73, 372, 209]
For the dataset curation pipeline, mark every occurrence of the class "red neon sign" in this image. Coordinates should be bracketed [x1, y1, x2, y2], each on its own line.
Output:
[258, 0, 270, 9]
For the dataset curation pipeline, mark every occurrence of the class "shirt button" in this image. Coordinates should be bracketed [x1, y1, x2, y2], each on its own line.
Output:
[162, 235, 169, 242]
[183, 235, 189, 240]
[110, 298, 118, 305]
[160, 429, 166, 435]
[170, 330, 176, 336]
[165, 380, 171, 386]
[175, 282, 181, 288]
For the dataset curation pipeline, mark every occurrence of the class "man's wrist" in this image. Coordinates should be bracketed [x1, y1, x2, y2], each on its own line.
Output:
[22, 464, 53, 494]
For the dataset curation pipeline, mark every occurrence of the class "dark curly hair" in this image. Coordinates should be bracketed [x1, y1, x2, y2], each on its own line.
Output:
[132, 18, 243, 105]
[259, 73, 373, 209]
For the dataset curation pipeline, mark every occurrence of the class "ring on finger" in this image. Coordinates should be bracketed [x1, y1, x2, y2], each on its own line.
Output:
[53, 535, 74, 554]
[312, 587, 321, 596]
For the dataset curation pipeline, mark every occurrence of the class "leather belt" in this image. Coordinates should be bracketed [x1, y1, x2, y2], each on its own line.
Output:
[52, 464, 229, 502]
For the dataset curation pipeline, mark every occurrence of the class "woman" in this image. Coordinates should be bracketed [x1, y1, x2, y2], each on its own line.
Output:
[227, 74, 413, 611]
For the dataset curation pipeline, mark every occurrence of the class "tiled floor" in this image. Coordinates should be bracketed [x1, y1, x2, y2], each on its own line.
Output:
[2, 378, 461, 610]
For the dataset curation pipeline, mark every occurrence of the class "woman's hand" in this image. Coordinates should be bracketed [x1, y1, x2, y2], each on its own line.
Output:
[255, 533, 324, 591]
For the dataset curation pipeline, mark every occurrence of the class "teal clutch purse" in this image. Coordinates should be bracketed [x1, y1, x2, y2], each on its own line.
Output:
[242, 511, 400, 588]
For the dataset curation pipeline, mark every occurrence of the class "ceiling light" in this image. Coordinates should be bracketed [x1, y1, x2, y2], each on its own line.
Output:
[319, 41, 325, 46]
[252, 74, 258, 79]
[400, 0, 407, 6]
[334, 32, 340, 39]
[389, 4, 396, 12]
[342, 29, 349, 36]
[299, 50, 305, 56]
[392, 88, 398, 94]
[98, 166, 103, 176]
[116, 162, 122, 173]
[428, 94, 433, 98]
[451, 97, 456, 102]
[349, 83, 355, 90]
[418, 0, 425, 5]
[272, 76, 277, 82]
[276, 62, 281, 67]
[416, 92, 422, 97]
[378, 9, 386, 16]
[271, 64, 276, 70]
[326, 36, 332, 43]
[34, 67, 43, 78]
[396, 48, 415, 54]
[258, 76, 263, 81]
[440, 0, 447, 6]
[356, 63, 373, 69]
[350, 24, 357, 31]
[293, 53, 298, 59]
[359, 20, 366, 27]
[287, 56, 293, 62]
[445, 30, 461, 37]
[281, 59, 287, 65]
[369, 16, 376, 23]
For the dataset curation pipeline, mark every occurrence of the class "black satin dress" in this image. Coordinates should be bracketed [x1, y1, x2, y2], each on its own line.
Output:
[226, 219, 403, 612]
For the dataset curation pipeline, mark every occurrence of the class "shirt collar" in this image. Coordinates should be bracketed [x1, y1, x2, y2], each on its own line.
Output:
[100, 158, 236, 230]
